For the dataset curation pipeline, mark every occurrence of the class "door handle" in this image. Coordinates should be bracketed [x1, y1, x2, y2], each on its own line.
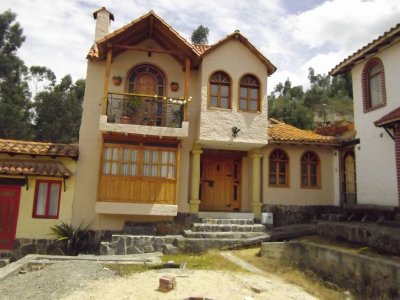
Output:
[204, 180, 214, 187]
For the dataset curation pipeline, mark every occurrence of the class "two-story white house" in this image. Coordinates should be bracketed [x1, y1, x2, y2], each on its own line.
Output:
[331, 23, 400, 208]
[72, 8, 339, 232]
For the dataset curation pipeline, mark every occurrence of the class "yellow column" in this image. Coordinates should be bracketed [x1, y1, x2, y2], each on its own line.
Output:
[190, 143, 203, 213]
[249, 148, 263, 218]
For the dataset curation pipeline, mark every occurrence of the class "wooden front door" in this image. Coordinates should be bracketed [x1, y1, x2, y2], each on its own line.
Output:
[0, 186, 21, 249]
[344, 151, 357, 204]
[200, 157, 241, 211]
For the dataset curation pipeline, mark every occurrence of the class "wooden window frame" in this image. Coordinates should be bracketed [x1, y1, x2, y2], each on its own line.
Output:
[361, 57, 386, 113]
[300, 151, 321, 189]
[126, 64, 166, 96]
[238, 74, 261, 112]
[32, 180, 62, 219]
[208, 71, 232, 109]
[102, 143, 177, 180]
[269, 149, 289, 187]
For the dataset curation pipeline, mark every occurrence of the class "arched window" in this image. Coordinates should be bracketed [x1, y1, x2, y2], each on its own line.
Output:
[301, 151, 320, 188]
[209, 71, 231, 109]
[362, 58, 386, 112]
[239, 74, 260, 112]
[269, 149, 289, 187]
[127, 64, 165, 96]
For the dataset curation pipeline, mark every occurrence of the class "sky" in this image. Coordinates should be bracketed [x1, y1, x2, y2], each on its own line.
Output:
[1, 0, 399, 93]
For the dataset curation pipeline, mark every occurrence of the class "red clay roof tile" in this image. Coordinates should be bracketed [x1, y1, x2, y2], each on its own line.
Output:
[0, 159, 73, 177]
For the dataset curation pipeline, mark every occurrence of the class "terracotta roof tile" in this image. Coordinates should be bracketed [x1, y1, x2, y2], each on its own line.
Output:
[0, 139, 79, 158]
[268, 119, 338, 146]
[374, 106, 400, 127]
[330, 23, 400, 75]
[0, 159, 73, 177]
[192, 43, 211, 54]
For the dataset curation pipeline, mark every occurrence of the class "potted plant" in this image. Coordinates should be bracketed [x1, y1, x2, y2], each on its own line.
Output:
[112, 75, 123, 86]
[170, 81, 179, 92]
[170, 106, 182, 128]
[121, 94, 141, 123]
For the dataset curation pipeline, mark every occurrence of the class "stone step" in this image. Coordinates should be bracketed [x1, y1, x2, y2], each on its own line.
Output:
[183, 230, 266, 239]
[201, 218, 255, 225]
[191, 223, 266, 233]
[101, 234, 182, 255]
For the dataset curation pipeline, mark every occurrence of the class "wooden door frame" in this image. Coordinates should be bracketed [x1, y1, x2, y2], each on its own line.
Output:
[0, 185, 21, 250]
[339, 148, 357, 206]
[199, 150, 246, 211]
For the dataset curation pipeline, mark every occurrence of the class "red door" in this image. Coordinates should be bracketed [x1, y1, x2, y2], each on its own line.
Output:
[0, 186, 21, 249]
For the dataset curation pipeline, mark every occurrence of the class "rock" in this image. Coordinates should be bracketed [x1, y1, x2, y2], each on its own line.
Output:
[158, 275, 176, 292]
[251, 285, 263, 293]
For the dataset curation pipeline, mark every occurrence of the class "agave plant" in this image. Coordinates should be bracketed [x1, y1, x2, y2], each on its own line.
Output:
[50, 221, 90, 256]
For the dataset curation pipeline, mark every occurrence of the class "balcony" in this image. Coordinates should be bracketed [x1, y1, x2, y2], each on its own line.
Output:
[100, 92, 189, 138]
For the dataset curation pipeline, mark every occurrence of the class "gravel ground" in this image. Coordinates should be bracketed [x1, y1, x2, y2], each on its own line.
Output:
[0, 261, 116, 300]
[0, 260, 316, 300]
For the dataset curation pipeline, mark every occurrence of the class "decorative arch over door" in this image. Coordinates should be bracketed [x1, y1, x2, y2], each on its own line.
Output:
[126, 64, 166, 126]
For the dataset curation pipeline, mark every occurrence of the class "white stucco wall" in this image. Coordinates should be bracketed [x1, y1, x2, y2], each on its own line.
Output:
[351, 41, 400, 206]
[262, 145, 336, 206]
[198, 39, 269, 151]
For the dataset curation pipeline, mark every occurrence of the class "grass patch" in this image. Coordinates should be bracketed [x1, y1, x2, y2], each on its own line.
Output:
[232, 247, 352, 300]
[106, 251, 246, 276]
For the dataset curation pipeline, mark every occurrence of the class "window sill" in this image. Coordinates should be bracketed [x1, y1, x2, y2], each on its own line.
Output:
[207, 107, 232, 112]
[238, 109, 261, 114]
[268, 184, 289, 188]
[364, 102, 386, 113]
[300, 186, 321, 189]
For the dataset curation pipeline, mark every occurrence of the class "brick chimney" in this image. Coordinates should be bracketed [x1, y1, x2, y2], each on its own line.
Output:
[93, 7, 114, 41]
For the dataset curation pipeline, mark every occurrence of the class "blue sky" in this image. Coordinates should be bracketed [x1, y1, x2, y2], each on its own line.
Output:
[0, 0, 399, 92]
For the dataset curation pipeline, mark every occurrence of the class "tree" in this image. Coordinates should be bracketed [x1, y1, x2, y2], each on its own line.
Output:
[191, 25, 209, 44]
[0, 10, 33, 139]
[34, 75, 84, 143]
[27, 65, 56, 97]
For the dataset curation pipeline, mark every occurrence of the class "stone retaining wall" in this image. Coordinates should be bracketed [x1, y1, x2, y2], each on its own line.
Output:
[261, 241, 400, 299]
[317, 221, 400, 255]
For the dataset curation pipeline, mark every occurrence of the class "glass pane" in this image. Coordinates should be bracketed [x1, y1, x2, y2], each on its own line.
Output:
[369, 75, 382, 106]
[279, 175, 286, 185]
[131, 150, 137, 162]
[144, 150, 150, 163]
[279, 162, 286, 173]
[161, 166, 167, 178]
[121, 164, 128, 176]
[221, 86, 229, 97]
[240, 87, 247, 98]
[122, 149, 129, 162]
[151, 165, 158, 176]
[220, 98, 228, 108]
[35, 183, 48, 216]
[103, 162, 110, 174]
[169, 166, 175, 178]
[152, 151, 158, 163]
[310, 164, 317, 175]
[269, 175, 276, 185]
[111, 162, 118, 175]
[310, 176, 317, 186]
[249, 100, 258, 111]
[210, 97, 217, 107]
[240, 99, 247, 110]
[112, 148, 119, 160]
[250, 88, 258, 99]
[48, 183, 60, 216]
[162, 151, 168, 163]
[103, 148, 111, 160]
[143, 165, 150, 176]
[169, 152, 175, 164]
[301, 164, 307, 174]
[270, 162, 276, 173]
[130, 163, 137, 176]
[210, 84, 218, 96]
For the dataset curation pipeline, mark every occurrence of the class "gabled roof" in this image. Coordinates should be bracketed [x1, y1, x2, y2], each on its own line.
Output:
[0, 139, 79, 159]
[201, 30, 277, 75]
[88, 11, 201, 67]
[374, 106, 400, 127]
[330, 23, 400, 75]
[268, 119, 338, 146]
[0, 159, 72, 177]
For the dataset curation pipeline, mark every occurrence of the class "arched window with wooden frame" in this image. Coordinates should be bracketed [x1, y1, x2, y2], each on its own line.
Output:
[361, 57, 386, 112]
[301, 151, 320, 188]
[269, 149, 289, 187]
[239, 74, 260, 112]
[209, 71, 231, 109]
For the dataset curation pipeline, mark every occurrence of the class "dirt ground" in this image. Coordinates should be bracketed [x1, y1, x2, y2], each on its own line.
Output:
[0, 260, 317, 300]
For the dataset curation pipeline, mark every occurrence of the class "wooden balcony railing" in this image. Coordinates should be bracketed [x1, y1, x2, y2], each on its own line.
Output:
[106, 92, 190, 128]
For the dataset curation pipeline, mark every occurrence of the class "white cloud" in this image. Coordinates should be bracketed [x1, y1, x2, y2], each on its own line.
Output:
[0, 0, 399, 93]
